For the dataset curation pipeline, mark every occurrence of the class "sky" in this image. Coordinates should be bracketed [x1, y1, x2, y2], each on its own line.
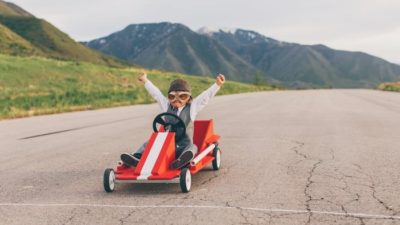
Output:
[10, 0, 400, 64]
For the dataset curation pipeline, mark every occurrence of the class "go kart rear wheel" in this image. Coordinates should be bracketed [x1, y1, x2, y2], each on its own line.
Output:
[212, 148, 221, 170]
[103, 168, 115, 192]
[180, 168, 191, 193]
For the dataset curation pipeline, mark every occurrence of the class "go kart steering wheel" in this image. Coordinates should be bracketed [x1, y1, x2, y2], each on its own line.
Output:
[152, 113, 186, 142]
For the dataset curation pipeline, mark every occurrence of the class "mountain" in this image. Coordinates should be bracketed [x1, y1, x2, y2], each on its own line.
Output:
[0, 0, 123, 67]
[85, 22, 261, 82]
[207, 29, 400, 88]
[87, 23, 400, 88]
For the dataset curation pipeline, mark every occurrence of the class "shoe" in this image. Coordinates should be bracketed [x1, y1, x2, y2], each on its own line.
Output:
[171, 151, 194, 169]
[120, 153, 140, 167]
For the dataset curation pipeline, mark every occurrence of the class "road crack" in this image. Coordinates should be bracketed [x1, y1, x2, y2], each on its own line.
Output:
[304, 160, 322, 225]
[353, 164, 398, 218]
[62, 208, 77, 225]
[370, 181, 397, 216]
[237, 207, 251, 224]
[119, 209, 135, 225]
[291, 141, 307, 160]
[200, 162, 234, 186]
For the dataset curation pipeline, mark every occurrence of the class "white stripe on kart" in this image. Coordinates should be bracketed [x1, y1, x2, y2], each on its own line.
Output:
[137, 132, 168, 180]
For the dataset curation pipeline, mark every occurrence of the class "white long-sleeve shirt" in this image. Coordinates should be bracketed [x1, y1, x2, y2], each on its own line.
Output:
[144, 80, 220, 121]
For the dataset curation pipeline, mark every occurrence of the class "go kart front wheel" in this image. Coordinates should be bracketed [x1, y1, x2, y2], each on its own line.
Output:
[180, 168, 191, 193]
[103, 168, 115, 192]
[212, 147, 221, 170]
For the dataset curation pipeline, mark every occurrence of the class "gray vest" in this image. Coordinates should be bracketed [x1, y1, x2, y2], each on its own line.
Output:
[167, 104, 191, 146]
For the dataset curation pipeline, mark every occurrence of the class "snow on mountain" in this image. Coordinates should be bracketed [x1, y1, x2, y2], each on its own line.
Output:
[197, 26, 237, 35]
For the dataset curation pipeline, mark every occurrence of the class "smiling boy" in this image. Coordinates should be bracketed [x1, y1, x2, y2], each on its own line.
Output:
[121, 73, 225, 169]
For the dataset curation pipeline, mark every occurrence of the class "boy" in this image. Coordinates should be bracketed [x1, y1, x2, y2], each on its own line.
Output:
[121, 73, 225, 169]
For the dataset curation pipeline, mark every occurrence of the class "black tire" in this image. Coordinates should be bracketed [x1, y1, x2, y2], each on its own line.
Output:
[212, 147, 221, 170]
[179, 168, 191, 193]
[103, 168, 115, 193]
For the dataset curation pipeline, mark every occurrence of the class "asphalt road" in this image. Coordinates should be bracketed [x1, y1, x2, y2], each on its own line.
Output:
[1, 89, 400, 225]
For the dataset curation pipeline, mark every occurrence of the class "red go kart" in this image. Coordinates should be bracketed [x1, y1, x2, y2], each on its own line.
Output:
[103, 112, 221, 193]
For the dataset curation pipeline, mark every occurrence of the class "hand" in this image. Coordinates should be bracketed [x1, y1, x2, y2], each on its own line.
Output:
[216, 74, 225, 86]
[138, 72, 148, 83]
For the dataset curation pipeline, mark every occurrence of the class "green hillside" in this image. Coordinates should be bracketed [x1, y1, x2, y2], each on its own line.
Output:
[0, 0, 32, 17]
[378, 81, 400, 92]
[0, 15, 123, 67]
[0, 54, 275, 120]
[0, 22, 42, 55]
[0, 0, 124, 67]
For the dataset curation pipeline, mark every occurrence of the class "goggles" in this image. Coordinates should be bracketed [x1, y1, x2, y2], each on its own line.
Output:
[168, 91, 191, 101]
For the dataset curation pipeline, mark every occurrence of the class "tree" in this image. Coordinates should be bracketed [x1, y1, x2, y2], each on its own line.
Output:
[254, 71, 265, 86]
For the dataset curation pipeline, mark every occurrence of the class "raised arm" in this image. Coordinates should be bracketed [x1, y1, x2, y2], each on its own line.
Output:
[190, 74, 225, 121]
[138, 73, 169, 112]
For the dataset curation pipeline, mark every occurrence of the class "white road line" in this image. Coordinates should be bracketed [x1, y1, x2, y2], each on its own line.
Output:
[0, 203, 399, 220]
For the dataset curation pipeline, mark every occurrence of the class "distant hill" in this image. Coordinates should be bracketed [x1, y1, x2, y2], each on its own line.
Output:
[87, 23, 400, 88]
[85, 23, 261, 83]
[208, 29, 400, 88]
[0, 0, 123, 67]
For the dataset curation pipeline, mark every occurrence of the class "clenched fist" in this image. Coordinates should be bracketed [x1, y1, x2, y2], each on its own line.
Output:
[138, 73, 148, 83]
[216, 74, 225, 86]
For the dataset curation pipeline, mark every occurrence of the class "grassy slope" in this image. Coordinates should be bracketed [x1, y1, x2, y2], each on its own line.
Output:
[0, 22, 42, 55]
[0, 15, 124, 67]
[378, 82, 400, 92]
[0, 0, 32, 17]
[0, 54, 274, 119]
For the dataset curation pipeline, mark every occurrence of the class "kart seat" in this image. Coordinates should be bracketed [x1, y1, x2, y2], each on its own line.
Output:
[193, 120, 218, 154]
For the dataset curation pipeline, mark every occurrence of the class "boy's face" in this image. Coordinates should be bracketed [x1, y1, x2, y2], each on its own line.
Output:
[168, 91, 191, 108]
